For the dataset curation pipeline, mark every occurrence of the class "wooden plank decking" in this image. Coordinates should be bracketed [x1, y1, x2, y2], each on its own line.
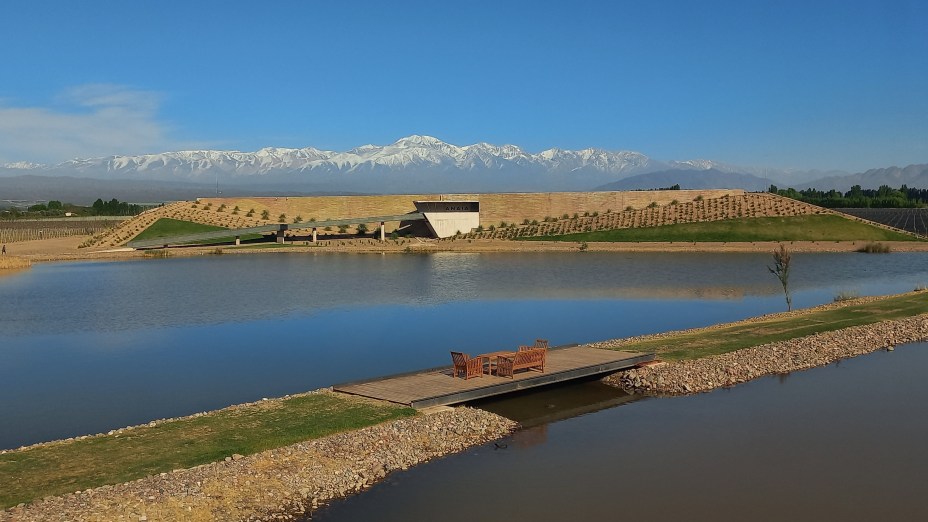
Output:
[333, 347, 654, 408]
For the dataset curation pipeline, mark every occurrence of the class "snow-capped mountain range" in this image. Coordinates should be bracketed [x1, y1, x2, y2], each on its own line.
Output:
[4, 135, 669, 176]
[1, 135, 771, 193]
[0, 135, 892, 193]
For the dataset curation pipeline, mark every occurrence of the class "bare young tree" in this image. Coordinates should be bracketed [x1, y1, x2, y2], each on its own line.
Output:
[768, 244, 792, 311]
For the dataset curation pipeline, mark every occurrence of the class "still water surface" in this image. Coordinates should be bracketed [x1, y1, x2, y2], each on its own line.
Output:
[312, 345, 928, 521]
[1, 252, 926, 449]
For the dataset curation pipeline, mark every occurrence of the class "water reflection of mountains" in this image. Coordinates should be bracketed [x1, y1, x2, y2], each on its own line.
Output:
[3, 251, 925, 336]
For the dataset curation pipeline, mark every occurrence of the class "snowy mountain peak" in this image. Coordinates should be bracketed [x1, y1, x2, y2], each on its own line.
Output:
[392, 134, 445, 147]
[668, 159, 720, 171]
[0, 135, 779, 192]
[2, 161, 47, 169]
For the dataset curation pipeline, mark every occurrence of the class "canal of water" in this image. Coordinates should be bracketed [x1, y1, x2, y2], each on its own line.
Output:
[311, 344, 928, 521]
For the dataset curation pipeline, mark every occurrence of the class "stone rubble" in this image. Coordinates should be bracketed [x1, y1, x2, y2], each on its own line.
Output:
[0, 407, 516, 522]
[603, 314, 928, 395]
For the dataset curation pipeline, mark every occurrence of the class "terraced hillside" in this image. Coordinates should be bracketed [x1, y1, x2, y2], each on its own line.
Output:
[463, 193, 833, 239]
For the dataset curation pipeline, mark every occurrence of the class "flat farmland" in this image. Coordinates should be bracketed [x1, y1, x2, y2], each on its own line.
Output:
[836, 208, 928, 237]
[0, 218, 122, 243]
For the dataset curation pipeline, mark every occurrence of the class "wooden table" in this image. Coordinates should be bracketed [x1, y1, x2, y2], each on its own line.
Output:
[478, 351, 517, 376]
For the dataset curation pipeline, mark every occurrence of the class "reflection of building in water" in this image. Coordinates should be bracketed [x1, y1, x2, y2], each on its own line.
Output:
[512, 424, 548, 448]
[425, 252, 482, 301]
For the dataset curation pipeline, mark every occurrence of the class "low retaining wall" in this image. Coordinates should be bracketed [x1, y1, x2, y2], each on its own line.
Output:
[198, 189, 744, 233]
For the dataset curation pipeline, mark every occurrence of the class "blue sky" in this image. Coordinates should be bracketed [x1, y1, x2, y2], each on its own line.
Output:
[1, 0, 926, 172]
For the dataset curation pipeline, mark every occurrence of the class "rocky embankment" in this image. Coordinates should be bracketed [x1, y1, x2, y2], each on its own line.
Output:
[603, 314, 928, 395]
[1, 407, 516, 522]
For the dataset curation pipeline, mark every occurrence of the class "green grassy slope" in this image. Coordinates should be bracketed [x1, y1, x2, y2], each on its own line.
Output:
[130, 218, 264, 245]
[131, 218, 227, 241]
[523, 215, 918, 242]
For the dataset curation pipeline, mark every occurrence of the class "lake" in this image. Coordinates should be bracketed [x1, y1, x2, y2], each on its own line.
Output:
[1, 251, 927, 449]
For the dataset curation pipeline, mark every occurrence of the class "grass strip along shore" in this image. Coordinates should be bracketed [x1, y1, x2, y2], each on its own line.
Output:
[0, 393, 414, 509]
[3, 291, 928, 515]
[603, 290, 928, 361]
[522, 215, 920, 243]
[0, 256, 31, 270]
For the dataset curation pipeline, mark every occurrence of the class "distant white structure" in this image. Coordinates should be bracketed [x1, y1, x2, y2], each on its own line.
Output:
[414, 201, 480, 238]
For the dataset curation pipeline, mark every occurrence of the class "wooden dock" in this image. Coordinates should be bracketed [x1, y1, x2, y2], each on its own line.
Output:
[333, 347, 654, 408]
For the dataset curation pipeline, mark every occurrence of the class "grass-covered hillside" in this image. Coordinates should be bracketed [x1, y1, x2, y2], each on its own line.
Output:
[130, 218, 228, 242]
[522, 215, 919, 243]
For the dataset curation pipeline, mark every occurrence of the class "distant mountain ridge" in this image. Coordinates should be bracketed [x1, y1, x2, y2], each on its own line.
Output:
[594, 169, 777, 192]
[0, 135, 922, 195]
[795, 164, 928, 192]
[0, 135, 762, 193]
[0, 175, 364, 206]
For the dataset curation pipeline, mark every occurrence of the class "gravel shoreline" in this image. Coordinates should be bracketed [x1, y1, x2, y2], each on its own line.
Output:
[1, 406, 516, 522]
[602, 314, 928, 395]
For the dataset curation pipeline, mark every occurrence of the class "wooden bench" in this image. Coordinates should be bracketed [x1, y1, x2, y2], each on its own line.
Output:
[496, 348, 546, 378]
[517, 339, 549, 352]
[450, 351, 485, 379]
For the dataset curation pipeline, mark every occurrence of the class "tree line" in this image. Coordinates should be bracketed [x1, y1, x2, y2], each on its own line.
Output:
[90, 198, 143, 215]
[769, 184, 928, 208]
[3, 198, 146, 218]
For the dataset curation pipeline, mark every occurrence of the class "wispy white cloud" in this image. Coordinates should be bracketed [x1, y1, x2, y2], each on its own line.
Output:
[0, 84, 186, 164]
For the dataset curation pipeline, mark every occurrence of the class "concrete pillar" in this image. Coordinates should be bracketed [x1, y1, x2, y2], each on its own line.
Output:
[312, 227, 317, 243]
[276, 224, 288, 244]
[235, 236, 241, 246]
[380, 221, 386, 242]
